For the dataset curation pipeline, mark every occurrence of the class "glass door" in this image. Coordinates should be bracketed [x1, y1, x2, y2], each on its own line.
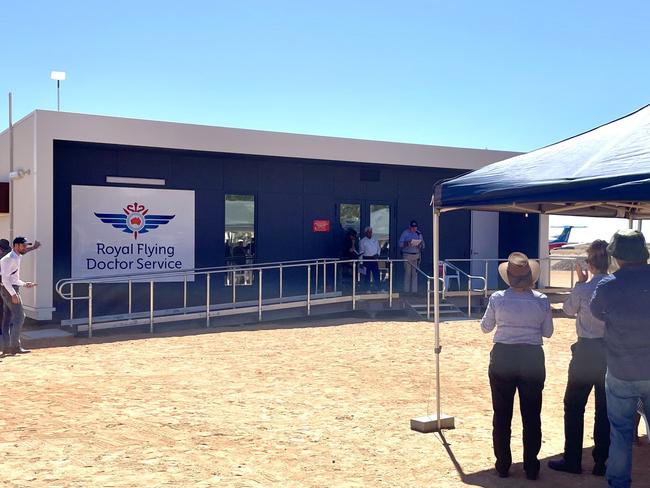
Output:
[225, 194, 255, 285]
[338, 203, 361, 236]
[337, 201, 393, 289]
[367, 202, 392, 287]
[369, 204, 391, 258]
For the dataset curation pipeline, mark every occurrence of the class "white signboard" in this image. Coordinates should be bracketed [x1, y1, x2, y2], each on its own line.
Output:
[72, 186, 195, 280]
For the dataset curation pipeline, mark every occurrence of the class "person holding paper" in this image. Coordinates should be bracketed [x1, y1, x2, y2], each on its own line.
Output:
[399, 220, 425, 294]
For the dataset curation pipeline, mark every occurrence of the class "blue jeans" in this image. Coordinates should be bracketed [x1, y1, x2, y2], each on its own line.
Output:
[605, 371, 650, 488]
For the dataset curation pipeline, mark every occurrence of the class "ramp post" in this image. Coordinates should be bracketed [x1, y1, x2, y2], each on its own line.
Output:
[206, 273, 211, 327]
[150, 281, 155, 334]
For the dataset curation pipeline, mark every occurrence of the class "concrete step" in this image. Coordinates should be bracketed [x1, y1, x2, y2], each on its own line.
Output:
[404, 299, 469, 321]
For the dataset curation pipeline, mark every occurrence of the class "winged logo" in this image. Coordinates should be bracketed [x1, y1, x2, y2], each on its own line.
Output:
[95, 202, 175, 239]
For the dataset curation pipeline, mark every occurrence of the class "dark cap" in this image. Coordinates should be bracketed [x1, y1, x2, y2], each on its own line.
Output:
[13, 236, 31, 246]
[607, 230, 649, 263]
[410, 220, 418, 227]
[0, 239, 10, 251]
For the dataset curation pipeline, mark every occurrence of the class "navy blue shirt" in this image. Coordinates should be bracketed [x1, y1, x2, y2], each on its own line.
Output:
[590, 264, 650, 381]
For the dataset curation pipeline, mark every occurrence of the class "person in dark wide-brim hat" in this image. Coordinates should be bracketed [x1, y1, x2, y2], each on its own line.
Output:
[481, 252, 553, 480]
[590, 229, 650, 487]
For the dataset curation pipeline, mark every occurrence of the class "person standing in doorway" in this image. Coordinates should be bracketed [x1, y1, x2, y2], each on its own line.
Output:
[399, 220, 424, 294]
[359, 226, 381, 292]
[590, 230, 650, 488]
[340, 228, 360, 291]
[548, 240, 610, 476]
[0, 237, 38, 355]
[232, 239, 247, 266]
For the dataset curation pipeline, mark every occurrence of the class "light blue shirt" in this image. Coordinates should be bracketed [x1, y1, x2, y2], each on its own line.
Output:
[562, 274, 607, 339]
[481, 288, 554, 345]
[399, 229, 425, 254]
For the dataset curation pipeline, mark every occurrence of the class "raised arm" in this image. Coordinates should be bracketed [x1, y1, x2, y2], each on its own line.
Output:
[541, 298, 554, 338]
[25, 241, 41, 254]
[480, 295, 496, 333]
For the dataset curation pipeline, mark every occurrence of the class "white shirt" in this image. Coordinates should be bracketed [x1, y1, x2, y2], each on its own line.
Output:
[1, 251, 25, 296]
[359, 236, 381, 258]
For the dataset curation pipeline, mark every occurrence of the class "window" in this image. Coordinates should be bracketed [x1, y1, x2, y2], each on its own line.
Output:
[339, 203, 361, 236]
[370, 204, 390, 257]
[225, 194, 255, 285]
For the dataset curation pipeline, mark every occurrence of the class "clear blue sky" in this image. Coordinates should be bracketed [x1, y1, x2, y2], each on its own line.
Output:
[2, 0, 649, 152]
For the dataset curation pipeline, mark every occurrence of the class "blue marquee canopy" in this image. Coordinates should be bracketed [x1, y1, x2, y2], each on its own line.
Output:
[433, 104, 650, 218]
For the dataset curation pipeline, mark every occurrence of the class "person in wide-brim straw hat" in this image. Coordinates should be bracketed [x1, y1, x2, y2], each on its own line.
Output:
[481, 252, 553, 480]
[497, 252, 541, 290]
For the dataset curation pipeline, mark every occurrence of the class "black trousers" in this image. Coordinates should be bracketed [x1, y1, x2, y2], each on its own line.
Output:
[489, 343, 545, 475]
[562, 337, 609, 468]
[363, 258, 380, 290]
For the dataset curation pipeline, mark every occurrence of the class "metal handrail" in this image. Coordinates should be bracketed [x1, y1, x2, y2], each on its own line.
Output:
[447, 256, 585, 262]
[55, 257, 339, 297]
[443, 262, 486, 318]
[445, 255, 583, 291]
[441, 261, 488, 317]
[57, 257, 426, 338]
[400, 260, 446, 320]
[403, 260, 486, 319]
[442, 261, 488, 291]
[57, 255, 484, 338]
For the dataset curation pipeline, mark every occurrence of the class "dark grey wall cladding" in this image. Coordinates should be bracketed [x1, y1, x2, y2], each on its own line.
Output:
[497, 212, 541, 288]
[52, 139, 483, 319]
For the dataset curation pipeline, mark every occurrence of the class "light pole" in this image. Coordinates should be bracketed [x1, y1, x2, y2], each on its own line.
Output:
[50, 71, 66, 111]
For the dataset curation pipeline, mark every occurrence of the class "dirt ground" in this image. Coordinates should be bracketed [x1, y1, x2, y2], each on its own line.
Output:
[549, 270, 575, 288]
[2, 317, 649, 488]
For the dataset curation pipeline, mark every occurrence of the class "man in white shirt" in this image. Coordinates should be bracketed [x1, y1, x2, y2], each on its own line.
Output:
[1, 237, 37, 355]
[359, 226, 381, 292]
[0, 238, 40, 353]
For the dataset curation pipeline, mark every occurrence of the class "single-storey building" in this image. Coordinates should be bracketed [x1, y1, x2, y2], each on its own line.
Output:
[0, 110, 544, 321]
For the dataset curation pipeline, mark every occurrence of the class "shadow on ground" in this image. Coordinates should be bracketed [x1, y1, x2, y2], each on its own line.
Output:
[438, 432, 650, 487]
[23, 310, 417, 350]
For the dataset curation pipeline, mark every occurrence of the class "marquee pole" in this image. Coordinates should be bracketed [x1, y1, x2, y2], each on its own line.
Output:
[409, 204, 455, 433]
[433, 206, 442, 431]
